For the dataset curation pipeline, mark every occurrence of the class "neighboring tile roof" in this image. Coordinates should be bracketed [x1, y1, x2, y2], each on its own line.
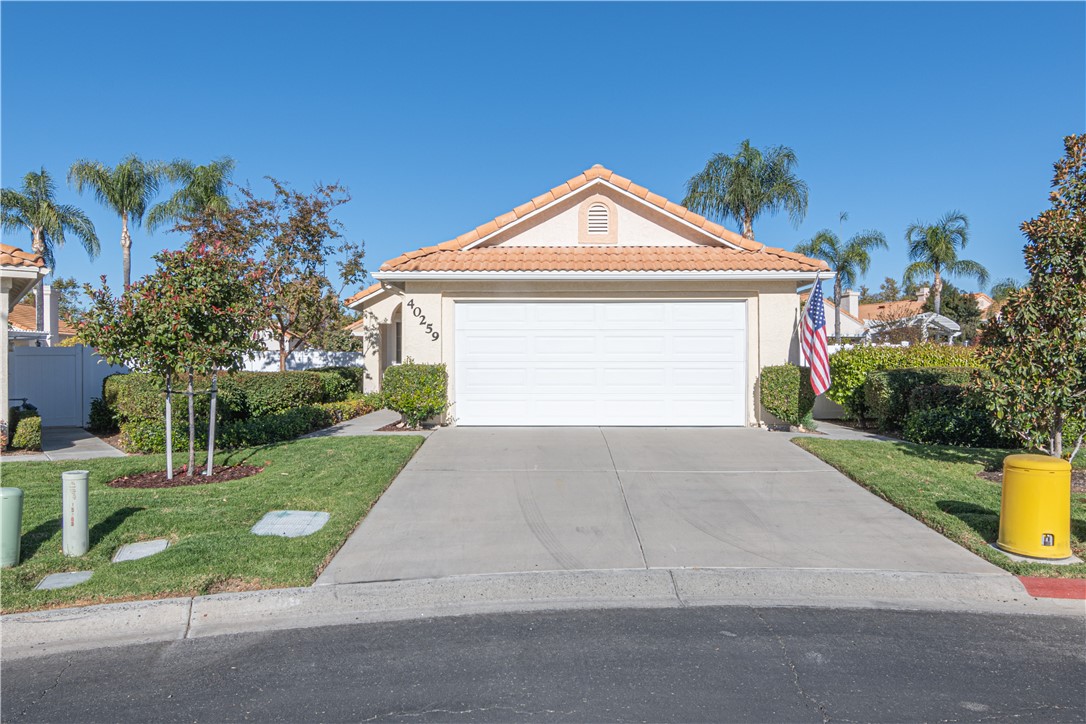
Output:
[384, 245, 825, 273]
[344, 282, 384, 306]
[378, 165, 829, 274]
[7, 304, 76, 335]
[0, 243, 46, 269]
[857, 299, 925, 321]
[800, 293, 864, 324]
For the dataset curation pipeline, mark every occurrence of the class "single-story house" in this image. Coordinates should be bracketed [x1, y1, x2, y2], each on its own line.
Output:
[346, 165, 831, 427]
[8, 297, 76, 347]
[1, 243, 50, 426]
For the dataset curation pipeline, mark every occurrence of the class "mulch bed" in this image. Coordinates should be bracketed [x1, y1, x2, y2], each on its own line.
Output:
[107, 464, 264, 489]
[977, 469, 1086, 494]
[376, 422, 427, 432]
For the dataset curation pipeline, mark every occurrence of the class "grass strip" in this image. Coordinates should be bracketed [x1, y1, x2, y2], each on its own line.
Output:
[792, 438, 1085, 579]
[0, 435, 423, 613]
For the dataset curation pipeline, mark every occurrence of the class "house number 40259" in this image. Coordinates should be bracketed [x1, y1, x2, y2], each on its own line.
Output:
[406, 299, 440, 341]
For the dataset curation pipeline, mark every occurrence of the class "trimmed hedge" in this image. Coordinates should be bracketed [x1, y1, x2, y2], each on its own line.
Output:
[101, 369, 379, 453]
[87, 396, 119, 434]
[760, 364, 815, 428]
[828, 344, 982, 420]
[863, 367, 975, 432]
[902, 407, 1013, 449]
[8, 409, 42, 451]
[383, 363, 448, 428]
[908, 383, 966, 415]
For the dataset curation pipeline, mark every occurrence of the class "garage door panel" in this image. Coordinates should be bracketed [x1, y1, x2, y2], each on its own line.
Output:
[455, 301, 746, 426]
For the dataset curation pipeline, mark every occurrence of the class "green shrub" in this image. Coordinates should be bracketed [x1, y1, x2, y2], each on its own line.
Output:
[9, 411, 41, 451]
[119, 419, 202, 453]
[828, 344, 982, 420]
[87, 396, 118, 434]
[908, 383, 966, 414]
[902, 407, 1013, 448]
[759, 364, 816, 428]
[218, 405, 333, 449]
[313, 366, 366, 401]
[864, 367, 975, 431]
[221, 372, 325, 417]
[319, 394, 383, 424]
[383, 363, 448, 428]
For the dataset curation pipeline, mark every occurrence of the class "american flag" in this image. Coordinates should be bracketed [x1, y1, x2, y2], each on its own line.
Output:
[801, 277, 831, 395]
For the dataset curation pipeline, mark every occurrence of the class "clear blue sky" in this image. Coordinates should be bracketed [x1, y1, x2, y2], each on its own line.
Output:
[3, 2, 1083, 299]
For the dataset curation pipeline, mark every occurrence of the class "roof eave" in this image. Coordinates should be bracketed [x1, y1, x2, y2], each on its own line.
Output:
[376, 270, 833, 282]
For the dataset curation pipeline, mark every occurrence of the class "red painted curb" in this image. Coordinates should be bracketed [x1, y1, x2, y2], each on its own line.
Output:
[1018, 576, 1086, 600]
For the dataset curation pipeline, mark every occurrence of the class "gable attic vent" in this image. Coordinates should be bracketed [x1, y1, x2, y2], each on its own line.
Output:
[587, 203, 609, 235]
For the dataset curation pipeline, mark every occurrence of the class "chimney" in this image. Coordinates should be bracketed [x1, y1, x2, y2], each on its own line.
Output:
[916, 286, 930, 304]
[839, 289, 859, 317]
[42, 284, 59, 346]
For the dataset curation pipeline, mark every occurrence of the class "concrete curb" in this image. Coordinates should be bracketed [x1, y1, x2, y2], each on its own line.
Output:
[3, 568, 1082, 660]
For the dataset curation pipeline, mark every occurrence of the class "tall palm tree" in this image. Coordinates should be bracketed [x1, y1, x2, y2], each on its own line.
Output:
[68, 155, 165, 287]
[683, 139, 809, 240]
[988, 277, 1022, 302]
[795, 227, 887, 343]
[903, 211, 989, 315]
[147, 157, 236, 232]
[1, 168, 99, 331]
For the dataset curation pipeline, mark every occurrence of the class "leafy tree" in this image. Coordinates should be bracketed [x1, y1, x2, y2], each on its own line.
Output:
[68, 155, 166, 288]
[988, 277, 1022, 302]
[857, 285, 874, 304]
[186, 179, 366, 370]
[794, 228, 887, 343]
[977, 134, 1086, 462]
[1, 168, 99, 330]
[874, 277, 903, 303]
[79, 239, 265, 477]
[903, 211, 989, 315]
[682, 139, 809, 240]
[147, 157, 235, 232]
[306, 306, 365, 352]
[922, 281, 981, 342]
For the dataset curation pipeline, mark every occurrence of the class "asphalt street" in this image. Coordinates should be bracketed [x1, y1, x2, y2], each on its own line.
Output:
[4, 605, 1084, 723]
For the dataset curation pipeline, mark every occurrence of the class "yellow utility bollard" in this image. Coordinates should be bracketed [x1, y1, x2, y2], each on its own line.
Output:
[997, 454, 1072, 559]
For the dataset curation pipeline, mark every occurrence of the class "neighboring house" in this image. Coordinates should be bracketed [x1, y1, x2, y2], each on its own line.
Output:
[1, 243, 51, 426]
[801, 289, 866, 339]
[971, 292, 995, 319]
[8, 298, 76, 347]
[857, 286, 929, 325]
[346, 164, 829, 426]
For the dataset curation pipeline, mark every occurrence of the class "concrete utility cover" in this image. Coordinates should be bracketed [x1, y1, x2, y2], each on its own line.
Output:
[112, 539, 170, 563]
[252, 511, 330, 538]
[35, 571, 93, 590]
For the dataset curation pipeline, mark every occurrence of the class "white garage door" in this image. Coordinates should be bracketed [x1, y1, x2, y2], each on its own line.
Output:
[454, 300, 746, 426]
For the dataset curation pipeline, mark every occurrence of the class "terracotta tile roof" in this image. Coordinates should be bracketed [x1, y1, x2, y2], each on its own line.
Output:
[384, 245, 825, 273]
[344, 282, 384, 306]
[857, 299, 924, 321]
[378, 165, 829, 274]
[7, 303, 76, 335]
[0, 243, 46, 269]
[800, 293, 864, 324]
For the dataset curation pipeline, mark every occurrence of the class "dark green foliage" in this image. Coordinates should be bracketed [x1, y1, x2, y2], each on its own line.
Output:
[759, 364, 815, 427]
[902, 407, 1012, 448]
[100, 370, 375, 453]
[828, 343, 982, 420]
[864, 367, 975, 431]
[908, 383, 966, 414]
[87, 397, 118, 434]
[312, 366, 366, 402]
[8, 409, 42, 451]
[922, 281, 982, 342]
[383, 363, 448, 428]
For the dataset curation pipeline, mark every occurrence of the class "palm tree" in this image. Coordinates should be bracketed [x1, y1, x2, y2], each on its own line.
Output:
[683, 139, 809, 240]
[147, 157, 236, 232]
[903, 211, 989, 315]
[989, 278, 1022, 302]
[1, 168, 99, 331]
[795, 227, 888, 343]
[68, 155, 165, 287]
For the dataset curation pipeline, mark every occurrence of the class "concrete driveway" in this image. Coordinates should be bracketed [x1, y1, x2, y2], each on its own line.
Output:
[317, 428, 1001, 585]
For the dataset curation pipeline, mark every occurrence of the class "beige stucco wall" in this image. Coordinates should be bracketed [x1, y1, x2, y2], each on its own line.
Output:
[350, 288, 403, 392]
[484, 185, 718, 249]
[388, 279, 802, 426]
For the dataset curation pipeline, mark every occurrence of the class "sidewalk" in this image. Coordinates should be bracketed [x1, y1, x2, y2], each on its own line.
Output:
[302, 409, 435, 438]
[792, 420, 899, 442]
[1, 427, 126, 463]
[3, 567, 1082, 661]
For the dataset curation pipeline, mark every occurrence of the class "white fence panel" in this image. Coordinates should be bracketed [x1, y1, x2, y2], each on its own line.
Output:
[241, 350, 365, 372]
[9, 345, 127, 427]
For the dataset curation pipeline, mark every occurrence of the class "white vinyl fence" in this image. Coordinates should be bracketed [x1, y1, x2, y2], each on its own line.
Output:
[8, 345, 127, 427]
[241, 350, 365, 372]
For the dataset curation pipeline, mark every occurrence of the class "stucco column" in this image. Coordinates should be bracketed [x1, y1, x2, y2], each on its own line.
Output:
[43, 284, 59, 346]
[1, 279, 10, 428]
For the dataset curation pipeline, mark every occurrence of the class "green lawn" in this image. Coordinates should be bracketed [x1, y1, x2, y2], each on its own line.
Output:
[0, 435, 423, 613]
[793, 438, 1086, 579]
